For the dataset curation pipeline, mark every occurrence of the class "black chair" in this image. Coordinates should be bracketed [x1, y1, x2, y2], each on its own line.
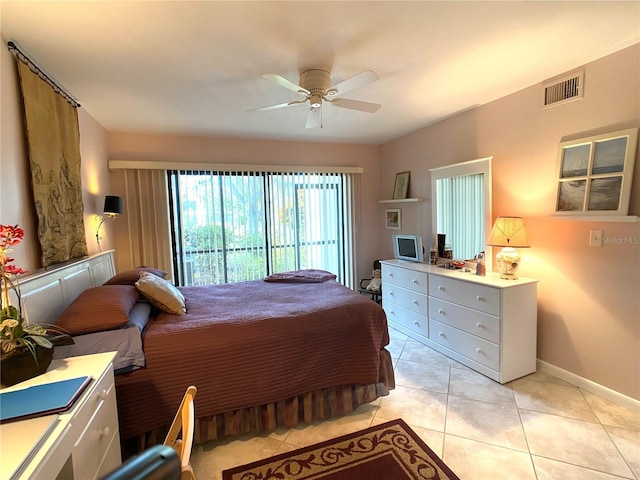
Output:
[100, 445, 181, 480]
[358, 259, 382, 304]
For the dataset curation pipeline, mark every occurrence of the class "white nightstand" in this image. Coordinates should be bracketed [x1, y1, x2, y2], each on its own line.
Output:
[0, 352, 122, 480]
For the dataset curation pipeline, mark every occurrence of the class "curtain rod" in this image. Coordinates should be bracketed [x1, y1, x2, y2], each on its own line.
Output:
[7, 41, 81, 108]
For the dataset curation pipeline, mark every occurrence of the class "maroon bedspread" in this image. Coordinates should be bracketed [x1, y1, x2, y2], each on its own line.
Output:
[115, 279, 390, 441]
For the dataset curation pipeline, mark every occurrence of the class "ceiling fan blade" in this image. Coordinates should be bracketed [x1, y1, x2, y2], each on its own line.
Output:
[247, 99, 307, 112]
[329, 98, 381, 113]
[262, 73, 310, 95]
[305, 107, 322, 129]
[328, 70, 378, 96]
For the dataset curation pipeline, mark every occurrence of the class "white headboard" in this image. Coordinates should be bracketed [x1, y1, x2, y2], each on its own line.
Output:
[13, 250, 115, 326]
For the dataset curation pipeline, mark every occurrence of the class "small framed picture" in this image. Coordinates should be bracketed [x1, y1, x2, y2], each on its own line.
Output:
[385, 209, 401, 230]
[393, 171, 410, 199]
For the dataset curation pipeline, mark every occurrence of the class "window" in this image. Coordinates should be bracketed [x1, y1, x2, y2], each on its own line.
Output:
[430, 157, 492, 262]
[168, 169, 355, 287]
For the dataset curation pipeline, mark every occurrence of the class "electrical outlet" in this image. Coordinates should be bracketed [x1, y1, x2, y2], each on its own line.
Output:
[589, 229, 603, 247]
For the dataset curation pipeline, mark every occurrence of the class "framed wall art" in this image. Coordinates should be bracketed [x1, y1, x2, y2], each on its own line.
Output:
[392, 171, 410, 199]
[385, 208, 401, 230]
[554, 128, 638, 216]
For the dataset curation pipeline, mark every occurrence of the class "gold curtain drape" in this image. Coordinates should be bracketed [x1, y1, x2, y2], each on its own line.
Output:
[116, 170, 173, 279]
[16, 60, 88, 267]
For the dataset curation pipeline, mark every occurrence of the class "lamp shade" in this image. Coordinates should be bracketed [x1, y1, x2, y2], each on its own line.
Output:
[103, 195, 123, 215]
[487, 216, 529, 248]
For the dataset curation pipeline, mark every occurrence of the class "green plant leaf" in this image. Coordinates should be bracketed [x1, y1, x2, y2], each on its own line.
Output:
[29, 335, 52, 349]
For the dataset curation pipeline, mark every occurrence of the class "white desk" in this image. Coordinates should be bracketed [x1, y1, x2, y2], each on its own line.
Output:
[0, 352, 121, 480]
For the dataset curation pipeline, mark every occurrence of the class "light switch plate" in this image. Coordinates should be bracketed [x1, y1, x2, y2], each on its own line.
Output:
[589, 229, 603, 247]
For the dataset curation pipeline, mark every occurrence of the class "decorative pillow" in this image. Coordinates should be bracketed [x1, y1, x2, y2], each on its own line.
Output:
[135, 272, 186, 315]
[104, 267, 167, 286]
[55, 285, 140, 335]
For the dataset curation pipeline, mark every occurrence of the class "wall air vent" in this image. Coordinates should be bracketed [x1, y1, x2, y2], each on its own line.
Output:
[543, 71, 584, 108]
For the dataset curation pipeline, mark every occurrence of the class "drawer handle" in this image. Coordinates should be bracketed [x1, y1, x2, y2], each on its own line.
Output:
[413, 300, 419, 305]
[412, 279, 419, 284]
[438, 309, 444, 315]
[414, 321, 420, 327]
[476, 348, 484, 355]
[99, 389, 109, 401]
[388, 273, 394, 277]
[439, 332, 445, 337]
[389, 291, 395, 296]
[438, 286, 445, 291]
[476, 322, 484, 328]
[100, 426, 111, 439]
[476, 295, 484, 301]
[389, 310, 395, 316]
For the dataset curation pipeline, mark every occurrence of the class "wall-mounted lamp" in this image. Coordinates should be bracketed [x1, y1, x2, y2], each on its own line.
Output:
[96, 195, 123, 252]
[487, 216, 530, 280]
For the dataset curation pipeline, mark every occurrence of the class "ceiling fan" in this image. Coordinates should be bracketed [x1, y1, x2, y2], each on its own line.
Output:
[248, 69, 381, 129]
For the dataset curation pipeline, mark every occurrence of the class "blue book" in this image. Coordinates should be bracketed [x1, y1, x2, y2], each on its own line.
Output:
[0, 376, 92, 423]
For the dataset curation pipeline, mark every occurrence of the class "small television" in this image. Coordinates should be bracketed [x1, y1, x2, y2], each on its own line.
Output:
[393, 234, 424, 263]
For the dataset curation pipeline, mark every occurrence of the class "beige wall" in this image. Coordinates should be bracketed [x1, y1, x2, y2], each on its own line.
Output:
[107, 133, 382, 280]
[380, 44, 640, 400]
[1, 43, 38, 270]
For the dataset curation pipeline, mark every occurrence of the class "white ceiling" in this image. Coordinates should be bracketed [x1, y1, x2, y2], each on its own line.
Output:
[1, 1, 639, 145]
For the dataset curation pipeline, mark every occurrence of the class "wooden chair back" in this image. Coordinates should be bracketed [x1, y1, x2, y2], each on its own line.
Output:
[163, 385, 198, 480]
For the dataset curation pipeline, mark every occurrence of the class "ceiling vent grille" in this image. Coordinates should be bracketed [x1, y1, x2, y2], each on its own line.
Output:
[543, 71, 584, 108]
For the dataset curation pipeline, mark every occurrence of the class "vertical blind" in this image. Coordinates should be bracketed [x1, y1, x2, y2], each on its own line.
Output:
[436, 173, 485, 260]
[168, 169, 356, 288]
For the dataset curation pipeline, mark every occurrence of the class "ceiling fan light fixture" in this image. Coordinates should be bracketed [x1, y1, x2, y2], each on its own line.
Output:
[309, 93, 323, 108]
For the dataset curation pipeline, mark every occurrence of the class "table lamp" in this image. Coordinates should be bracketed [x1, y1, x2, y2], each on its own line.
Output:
[487, 216, 529, 280]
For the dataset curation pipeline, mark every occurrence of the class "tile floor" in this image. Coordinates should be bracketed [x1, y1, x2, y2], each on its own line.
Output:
[191, 327, 640, 479]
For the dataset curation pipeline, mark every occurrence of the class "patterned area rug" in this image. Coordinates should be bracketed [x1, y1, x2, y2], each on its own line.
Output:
[222, 419, 460, 480]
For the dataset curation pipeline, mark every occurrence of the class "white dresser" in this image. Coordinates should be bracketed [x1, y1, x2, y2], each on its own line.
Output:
[0, 352, 121, 480]
[381, 259, 538, 383]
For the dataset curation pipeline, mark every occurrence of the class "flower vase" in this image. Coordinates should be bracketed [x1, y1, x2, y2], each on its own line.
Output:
[0, 346, 53, 387]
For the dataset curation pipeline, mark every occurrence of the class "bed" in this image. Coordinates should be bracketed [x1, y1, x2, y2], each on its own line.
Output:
[19, 251, 395, 454]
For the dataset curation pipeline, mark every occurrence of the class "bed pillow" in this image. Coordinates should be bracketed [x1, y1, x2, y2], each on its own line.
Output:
[52, 302, 153, 374]
[127, 301, 153, 332]
[104, 267, 167, 286]
[135, 272, 186, 315]
[55, 285, 140, 335]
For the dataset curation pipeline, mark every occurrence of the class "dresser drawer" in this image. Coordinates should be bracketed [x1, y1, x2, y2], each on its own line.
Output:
[382, 264, 428, 294]
[383, 301, 429, 338]
[73, 378, 119, 480]
[429, 297, 500, 344]
[383, 284, 428, 316]
[68, 366, 114, 431]
[429, 275, 500, 316]
[429, 319, 499, 371]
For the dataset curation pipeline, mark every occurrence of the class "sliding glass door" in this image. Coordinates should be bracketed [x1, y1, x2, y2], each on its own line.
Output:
[168, 170, 354, 286]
